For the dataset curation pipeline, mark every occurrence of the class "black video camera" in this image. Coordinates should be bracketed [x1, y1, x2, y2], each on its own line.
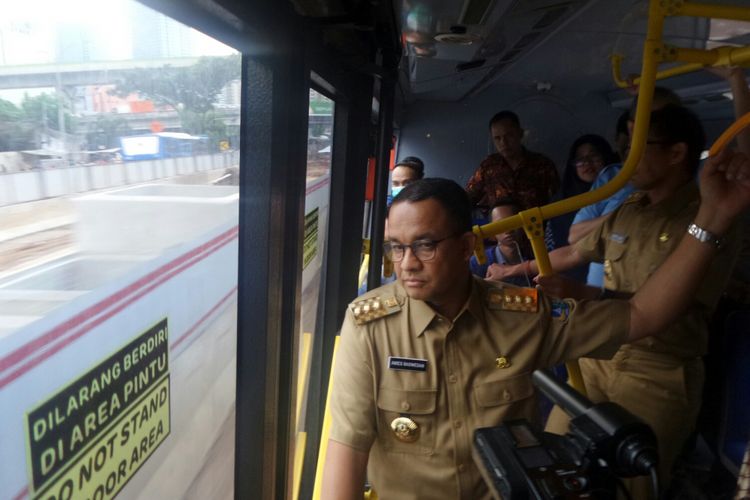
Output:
[473, 369, 659, 499]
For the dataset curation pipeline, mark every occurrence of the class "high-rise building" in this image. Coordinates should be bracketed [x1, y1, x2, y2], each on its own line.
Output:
[217, 80, 241, 108]
[56, 23, 109, 63]
[0, 20, 53, 66]
[131, 2, 193, 60]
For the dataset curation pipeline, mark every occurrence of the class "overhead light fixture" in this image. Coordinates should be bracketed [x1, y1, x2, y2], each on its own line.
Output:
[434, 32, 481, 44]
[434, 25, 481, 45]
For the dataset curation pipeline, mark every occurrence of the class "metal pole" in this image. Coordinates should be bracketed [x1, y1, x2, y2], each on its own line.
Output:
[367, 73, 395, 292]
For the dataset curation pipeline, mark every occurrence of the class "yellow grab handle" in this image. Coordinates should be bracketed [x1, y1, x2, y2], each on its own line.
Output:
[710, 111, 750, 156]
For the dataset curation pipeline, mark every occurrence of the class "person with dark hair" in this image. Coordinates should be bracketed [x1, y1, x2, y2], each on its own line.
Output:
[362, 157, 427, 296]
[498, 105, 739, 499]
[563, 87, 680, 287]
[488, 110, 521, 130]
[393, 156, 425, 182]
[469, 198, 532, 285]
[389, 156, 425, 203]
[322, 150, 750, 499]
[563, 134, 619, 192]
[465, 110, 559, 218]
[545, 134, 620, 282]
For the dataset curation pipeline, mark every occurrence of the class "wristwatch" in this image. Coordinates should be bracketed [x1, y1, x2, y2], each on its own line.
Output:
[686, 223, 723, 248]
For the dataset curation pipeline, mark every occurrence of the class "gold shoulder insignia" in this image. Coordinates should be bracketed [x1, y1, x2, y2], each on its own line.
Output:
[624, 191, 646, 204]
[350, 295, 402, 325]
[487, 286, 538, 313]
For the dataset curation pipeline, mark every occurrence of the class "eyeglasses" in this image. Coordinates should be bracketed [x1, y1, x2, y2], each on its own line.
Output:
[383, 235, 457, 262]
[574, 154, 603, 168]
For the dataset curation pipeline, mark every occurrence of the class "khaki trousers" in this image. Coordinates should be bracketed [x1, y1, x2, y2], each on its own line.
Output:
[545, 349, 704, 500]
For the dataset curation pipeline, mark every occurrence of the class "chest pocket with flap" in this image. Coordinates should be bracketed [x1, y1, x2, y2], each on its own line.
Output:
[474, 373, 536, 426]
[604, 239, 627, 263]
[376, 387, 437, 455]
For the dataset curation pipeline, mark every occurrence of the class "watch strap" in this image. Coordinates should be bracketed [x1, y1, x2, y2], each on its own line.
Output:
[686, 223, 722, 248]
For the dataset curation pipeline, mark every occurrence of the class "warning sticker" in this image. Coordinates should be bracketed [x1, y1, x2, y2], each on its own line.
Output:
[25, 319, 170, 500]
[303, 207, 319, 269]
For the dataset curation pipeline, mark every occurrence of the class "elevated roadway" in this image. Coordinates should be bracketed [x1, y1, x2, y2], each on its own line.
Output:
[0, 58, 200, 90]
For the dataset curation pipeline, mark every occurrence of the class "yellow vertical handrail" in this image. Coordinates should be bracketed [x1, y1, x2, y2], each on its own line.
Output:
[313, 1, 750, 493]
[473, 0, 671, 395]
[313, 336, 340, 499]
[474, 0, 750, 395]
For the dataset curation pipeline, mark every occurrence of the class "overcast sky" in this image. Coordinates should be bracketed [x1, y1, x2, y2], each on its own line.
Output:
[0, 0, 236, 66]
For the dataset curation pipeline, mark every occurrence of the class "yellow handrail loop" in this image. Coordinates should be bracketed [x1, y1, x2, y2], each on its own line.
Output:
[472, 0, 750, 395]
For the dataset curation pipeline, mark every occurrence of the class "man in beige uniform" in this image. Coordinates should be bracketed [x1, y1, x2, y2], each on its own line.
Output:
[529, 106, 740, 498]
[322, 155, 750, 499]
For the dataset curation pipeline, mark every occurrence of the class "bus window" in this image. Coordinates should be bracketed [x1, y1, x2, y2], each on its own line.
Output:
[0, 1, 241, 498]
[294, 87, 334, 496]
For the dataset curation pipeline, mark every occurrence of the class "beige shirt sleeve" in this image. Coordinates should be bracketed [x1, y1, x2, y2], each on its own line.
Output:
[537, 294, 631, 365]
[574, 207, 615, 264]
[328, 309, 378, 452]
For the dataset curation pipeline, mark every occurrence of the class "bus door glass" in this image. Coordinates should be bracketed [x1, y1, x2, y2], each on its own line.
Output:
[0, 1, 241, 498]
[293, 88, 334, 496]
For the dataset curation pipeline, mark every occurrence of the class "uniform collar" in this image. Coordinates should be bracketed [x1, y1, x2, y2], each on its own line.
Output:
[645, 180, 699, 216]
[403, 276, 484, 337]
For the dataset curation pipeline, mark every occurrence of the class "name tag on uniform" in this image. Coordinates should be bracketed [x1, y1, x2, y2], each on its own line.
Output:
[388, 356, 428, 372]
[609, 233, 627, 244]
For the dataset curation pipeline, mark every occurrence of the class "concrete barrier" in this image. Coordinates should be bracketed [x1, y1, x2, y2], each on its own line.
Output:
[0, 171, 327, 500]
[0, 152, 240, 208]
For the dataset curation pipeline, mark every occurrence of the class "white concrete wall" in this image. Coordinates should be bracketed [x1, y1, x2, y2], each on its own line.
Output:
[0, 222, 239, 500]
[73, 185, 239, 255]
[0, 152, 239, 208]
[0, 171, 329, 500]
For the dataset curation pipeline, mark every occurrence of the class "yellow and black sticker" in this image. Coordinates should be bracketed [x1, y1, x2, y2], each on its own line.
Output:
[303, 208, 319, 269]
[25, 318, 170, 500]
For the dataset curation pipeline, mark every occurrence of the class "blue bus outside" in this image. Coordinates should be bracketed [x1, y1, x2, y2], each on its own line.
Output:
[119, 132, 209, 161]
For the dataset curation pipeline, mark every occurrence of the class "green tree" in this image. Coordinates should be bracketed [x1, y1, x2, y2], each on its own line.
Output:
[0, 94, 79, 152]
[0, 98, 35, 151]
[20, 93, 76, 133]
[0, 98, 21, 151]
[112, 55, 240, 140]
[86, 114, 132, 150]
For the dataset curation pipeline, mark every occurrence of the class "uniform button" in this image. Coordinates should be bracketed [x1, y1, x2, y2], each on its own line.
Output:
[453, 420, 462, 429]
[448, 374, 458, 383]
[458, 464, 466, 473]
[401, 401, 410, 411]
[503, 389, 512, 401]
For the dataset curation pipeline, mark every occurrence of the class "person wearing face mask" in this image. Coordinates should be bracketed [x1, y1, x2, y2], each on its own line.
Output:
[360, 157, 426, 296]
[322, 153, 750, 500]
[387, 157, 425, 205]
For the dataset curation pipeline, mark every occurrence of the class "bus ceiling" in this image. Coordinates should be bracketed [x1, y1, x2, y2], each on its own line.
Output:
[395, 0, 750, 105]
